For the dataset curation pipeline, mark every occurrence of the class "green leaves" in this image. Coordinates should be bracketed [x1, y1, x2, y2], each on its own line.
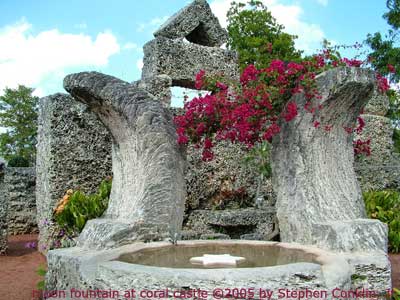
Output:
[363, 190, 400, 253]
[0, 85, 38, 164]
[384, 0, 400, 30]
[243, 141, 272, 178]
[36, 266, 47, 277]
[36, 265, 47, 291]
[54, 178, 112, 233]
[226, 1, 302, 71]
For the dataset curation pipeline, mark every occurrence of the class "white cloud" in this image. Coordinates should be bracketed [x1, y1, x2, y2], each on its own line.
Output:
[32, 87, 45, 97]
[316, 0, 328, 6]
[210, 0, 325, 54]
[0, 19, 120, 95]
[136, 59, 143, 71]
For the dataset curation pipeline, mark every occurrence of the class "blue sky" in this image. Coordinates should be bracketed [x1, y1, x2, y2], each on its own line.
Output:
[0, 0, 392, 104]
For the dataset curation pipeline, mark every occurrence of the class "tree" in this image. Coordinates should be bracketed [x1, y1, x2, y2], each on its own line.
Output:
[0, 85, 39, 165]
[226, 0, 302, 71]
[384, 0, 400, 30]
[365, 0, 400, 147]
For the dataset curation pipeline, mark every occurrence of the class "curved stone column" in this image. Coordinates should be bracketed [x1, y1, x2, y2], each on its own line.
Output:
[271, 67, 377, 245]
[64, 72, 186, 249]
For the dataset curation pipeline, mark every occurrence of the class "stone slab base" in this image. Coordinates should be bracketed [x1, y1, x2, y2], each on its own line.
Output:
[77, 219, 171, 250]
[47, 241, 352, 300]
[311, 219, 388, 253]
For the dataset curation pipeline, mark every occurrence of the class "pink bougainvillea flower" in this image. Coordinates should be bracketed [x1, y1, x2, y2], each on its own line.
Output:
[175, 52, 380, 161]
[353, 139, 371, 156]
[388, 64, 396, 73]
[195, 70, 206, 90]
[376, 73, 390, 93]
[202, 149, 214, 161]
[216, 81, 228, 90]
[356, 116, 365, 134]
[240, 64, 258, 85]
[342, 58, 363, 67]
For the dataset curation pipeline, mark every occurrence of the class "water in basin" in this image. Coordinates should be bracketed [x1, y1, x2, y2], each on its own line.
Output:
[116, 243, 318, 269]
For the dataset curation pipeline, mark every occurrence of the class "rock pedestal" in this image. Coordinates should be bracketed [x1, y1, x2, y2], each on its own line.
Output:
[271, 67, 391, 294]
[64, 72, 187, 250]
[272, 67, 374, 245]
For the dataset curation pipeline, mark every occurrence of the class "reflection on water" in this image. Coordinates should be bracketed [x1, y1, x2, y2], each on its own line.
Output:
[116, 244, 318, 269]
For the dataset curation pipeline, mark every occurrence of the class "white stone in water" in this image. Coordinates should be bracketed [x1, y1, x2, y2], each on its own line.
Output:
[190, 254, 245, 267]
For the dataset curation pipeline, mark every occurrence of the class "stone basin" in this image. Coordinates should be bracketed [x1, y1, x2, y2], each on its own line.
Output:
[47, 240, 352, 300]
[117, 242, 321, 268]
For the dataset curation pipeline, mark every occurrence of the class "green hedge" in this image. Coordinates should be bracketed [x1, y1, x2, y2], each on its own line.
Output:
[363, 190, 400, 253]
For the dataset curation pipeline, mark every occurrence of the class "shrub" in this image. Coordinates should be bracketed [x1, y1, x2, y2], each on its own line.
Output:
[363, 190, 400, 253]
[7, 155, 30, 167]
[54, 178, 112, 233]
[393, 128, 400, 154]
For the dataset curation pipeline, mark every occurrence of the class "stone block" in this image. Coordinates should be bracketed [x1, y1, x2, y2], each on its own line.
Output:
[36, 93, 112, 253]
[142, 37, 238, 88]
[311, 219, 388, 253]
[355, 114, 400, 191]
[183, 140, 275, 211]
[364, 90, 390, 116]
[184, 208, 276, 240]
[355, 115, 395, 164]
[132, 75, 172, 107]
[4, 167, 37, 235]
[154, 0, 227, 47]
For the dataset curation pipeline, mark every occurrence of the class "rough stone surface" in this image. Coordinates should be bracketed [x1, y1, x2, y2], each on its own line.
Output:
[64, 72, 186, 250]
[154, 0, 228, 47]
[271, 67, 375, 245]
[132, 75, 173, 107]
[356, 115, 395, 163]
[0, 167, 7, 254]
[311, 219, 388, 253]
[4, 167, 37, 235]
[46, 241, 352, 300]
[183, 208, 276, 239]
[199, 233, 231, 240]
[36, 93, 112, 253]
[142, 37, 238, 88]
[355, 92, 400, 191]
[184, 140, 276, 211]
[363, 90, 390, 116]
[345, 253, 392, 296]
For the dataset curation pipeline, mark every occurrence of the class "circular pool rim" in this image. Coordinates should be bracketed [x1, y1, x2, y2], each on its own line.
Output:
[98, 240, 351, 288]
